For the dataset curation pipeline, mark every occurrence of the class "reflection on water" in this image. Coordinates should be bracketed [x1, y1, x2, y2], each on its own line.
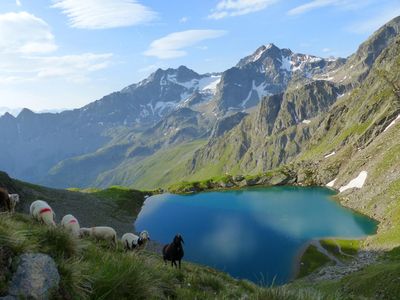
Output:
[134, 186, 377, 285]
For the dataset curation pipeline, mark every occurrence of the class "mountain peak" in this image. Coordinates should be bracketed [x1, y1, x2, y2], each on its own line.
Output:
[0, 112, 15, 120]
[17, 108, 35, 118]
[236, 43, 284, 67]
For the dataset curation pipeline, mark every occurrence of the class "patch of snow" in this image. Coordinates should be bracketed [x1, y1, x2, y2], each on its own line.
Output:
[339, 171, 368, 193]
[147, 103, 154, 115]
[337, 93, 345, 98]
[326, 178, 337, 188]
[166, 74, 221, 95]
[324, 151, 336, 158]
[280, 56, 293, 72]
[154, 101, 176, 116]
[308, 56, 322, 63]
[252, 45, 271, 62]
[302, 119, 311, 124]
[199, 75, 221, 91]
[240, 80, 270, 108]
[254, 81, 270, 99]
[241, 82, 255, 108]
[383, 114, 400, 132]
[350, 65, 354, 69]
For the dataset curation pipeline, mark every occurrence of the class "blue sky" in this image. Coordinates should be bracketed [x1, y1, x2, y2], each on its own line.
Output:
[0, 0, 399, 111]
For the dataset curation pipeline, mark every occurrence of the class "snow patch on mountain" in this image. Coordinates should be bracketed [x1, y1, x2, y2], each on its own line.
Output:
[326, 178, 337, 188]
[280, 56, 293, 72]
[383, 114, 400, 132]
[199, 75, 221, 91]
[339, 171, 368, 193]
[324, 151, 336, 158]
[241, 81, 270, 108]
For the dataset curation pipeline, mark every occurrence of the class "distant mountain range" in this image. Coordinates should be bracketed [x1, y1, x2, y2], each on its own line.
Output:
[0, 16, 399, 190]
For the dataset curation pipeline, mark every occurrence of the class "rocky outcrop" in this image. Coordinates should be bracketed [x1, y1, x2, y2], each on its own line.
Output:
[5, 253, 60, 300]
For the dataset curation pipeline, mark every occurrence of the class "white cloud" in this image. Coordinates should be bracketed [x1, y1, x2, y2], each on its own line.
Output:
[16, 0, 22, 6]
[0, 53, 113, 84]
[143, 29, 227, 59]
[208, 0, 278, 20]
[288, 0, 373, 15]
[322, 47, 331, 52]
[179, 16, 189, 23]
[52, 0, 157, 29]
[348, 7, 400, 34]
[0, 12, 57, 54]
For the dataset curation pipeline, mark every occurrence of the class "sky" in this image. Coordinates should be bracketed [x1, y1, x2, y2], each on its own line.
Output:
[0, 0, 399, 111]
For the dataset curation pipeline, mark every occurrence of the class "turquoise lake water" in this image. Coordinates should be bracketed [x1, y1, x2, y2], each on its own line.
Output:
[134, 186, 377, 285]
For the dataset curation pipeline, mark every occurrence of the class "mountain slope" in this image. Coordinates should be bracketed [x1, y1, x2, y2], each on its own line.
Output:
[184, 17, 400, 184]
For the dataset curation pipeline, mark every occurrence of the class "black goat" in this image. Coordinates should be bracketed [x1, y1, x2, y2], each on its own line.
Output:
[0, 188, 11, 212]
[162, 234, 184, 269]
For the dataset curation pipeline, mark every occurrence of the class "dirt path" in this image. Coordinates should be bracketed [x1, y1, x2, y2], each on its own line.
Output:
[310, 240, 343, 266]
[333, 240, 355, 258]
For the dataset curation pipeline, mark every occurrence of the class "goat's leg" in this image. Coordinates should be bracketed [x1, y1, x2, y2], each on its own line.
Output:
[179, 260, 181, 269]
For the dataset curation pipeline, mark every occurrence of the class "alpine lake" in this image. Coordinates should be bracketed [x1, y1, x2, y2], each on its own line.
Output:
[134, 186, 377, 285]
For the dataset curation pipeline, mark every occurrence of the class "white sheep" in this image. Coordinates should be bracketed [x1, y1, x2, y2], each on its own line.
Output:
[79, 226, 117, 248]
[121, 230, 150, 251]
[29, 200, 56, 227]
[8, 194, 19, 213]
[61, 214, 80, 237]
[29, 200, 48, 217]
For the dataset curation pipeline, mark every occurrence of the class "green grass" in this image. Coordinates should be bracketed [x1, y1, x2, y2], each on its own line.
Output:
[0, 213, 260, 299]
[90, 186, 150, 215]
[320, 239, 361, 261]
[297, 245, 333, 278]
[95, 140, 206, 190]
[309, 248, 400, 300]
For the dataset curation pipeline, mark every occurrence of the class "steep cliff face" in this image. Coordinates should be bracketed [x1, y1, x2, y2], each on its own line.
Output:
[316, 16, 400, 87]
[185, 18, 400, 184]
[187, 80, 344, 177]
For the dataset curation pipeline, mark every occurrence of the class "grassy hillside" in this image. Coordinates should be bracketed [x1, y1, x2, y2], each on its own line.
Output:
[0, 171, 146, 235]
[94, 140, 207, 190]
[0, 180, 337, 299]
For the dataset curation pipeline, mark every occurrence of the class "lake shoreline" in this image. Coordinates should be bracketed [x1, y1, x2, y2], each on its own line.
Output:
[137, 186, 378, 285]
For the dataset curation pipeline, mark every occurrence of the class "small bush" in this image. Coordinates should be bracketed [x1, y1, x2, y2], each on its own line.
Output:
[36, 227, 82, 259]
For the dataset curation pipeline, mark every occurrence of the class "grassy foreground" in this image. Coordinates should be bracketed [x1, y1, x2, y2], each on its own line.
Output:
[0, 213, 337, 300]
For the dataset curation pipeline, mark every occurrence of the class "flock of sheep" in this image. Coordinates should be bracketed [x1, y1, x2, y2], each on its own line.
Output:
[29, 199, 151, 251]
[0, 188, 185, 268]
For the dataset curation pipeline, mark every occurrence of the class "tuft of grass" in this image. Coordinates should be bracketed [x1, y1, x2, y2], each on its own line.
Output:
[56, 258, 92, 300]
[85, 247, 169, 300]
[256, 287, 342, 300]
[35, 227, 82, 260]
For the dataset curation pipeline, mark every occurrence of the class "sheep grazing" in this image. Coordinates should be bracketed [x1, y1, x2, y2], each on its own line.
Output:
[121, 230, 150, 251]
[0, 188, 11, 212]
[29, 200, 56, 227]
[80, 226, 117, 248]
[61, 214, 80, 237]
[162, 234, 184, 269]
[8, 194, 20, 213]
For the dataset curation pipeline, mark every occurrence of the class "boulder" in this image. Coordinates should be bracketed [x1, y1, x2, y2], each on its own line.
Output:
[8, 253, 60, 300]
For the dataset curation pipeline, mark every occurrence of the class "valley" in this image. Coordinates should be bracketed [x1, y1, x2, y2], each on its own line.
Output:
[0, 11, 400, 300]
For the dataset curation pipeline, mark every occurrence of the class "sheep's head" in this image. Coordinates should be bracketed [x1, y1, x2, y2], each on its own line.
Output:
[140, 230, 150, 241]
[9, 194, 19, 203]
